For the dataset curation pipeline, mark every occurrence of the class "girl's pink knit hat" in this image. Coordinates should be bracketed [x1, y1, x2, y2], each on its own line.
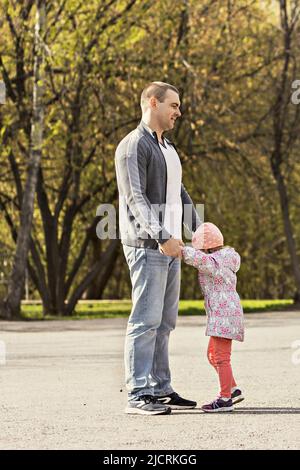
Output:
[192, 222, 224, 250]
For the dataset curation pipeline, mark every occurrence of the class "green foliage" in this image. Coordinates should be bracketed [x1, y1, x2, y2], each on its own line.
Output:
[1, 0, 300, 311]
[21, 299, 294, 320]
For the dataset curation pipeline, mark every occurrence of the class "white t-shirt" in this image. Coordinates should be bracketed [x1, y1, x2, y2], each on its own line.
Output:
[159, 141, 182, 239]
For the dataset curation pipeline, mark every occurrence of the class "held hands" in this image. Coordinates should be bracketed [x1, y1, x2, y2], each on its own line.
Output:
[159, 239, 185, 258]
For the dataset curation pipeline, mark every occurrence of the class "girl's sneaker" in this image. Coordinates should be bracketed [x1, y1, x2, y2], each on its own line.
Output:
[231, 388, 244, 405]
[201, 397, 234, 413]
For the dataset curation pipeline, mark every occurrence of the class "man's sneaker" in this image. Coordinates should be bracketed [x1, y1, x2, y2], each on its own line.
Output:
[201, 397, 234, 413]
[231, 388, 244, 405]
[125, 395, 171, 415]
[157, 392, 197, 409]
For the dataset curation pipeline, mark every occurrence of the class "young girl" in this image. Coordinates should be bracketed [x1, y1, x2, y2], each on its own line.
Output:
[181, 222, 244, 413]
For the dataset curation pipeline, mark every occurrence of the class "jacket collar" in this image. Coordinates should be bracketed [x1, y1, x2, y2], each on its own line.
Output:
[138, 120, 174, 147]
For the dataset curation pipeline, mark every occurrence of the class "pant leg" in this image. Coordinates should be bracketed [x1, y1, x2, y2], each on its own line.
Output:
[207, 336, 218, 372]
[211, 337, 234, 398]
[151, 256, 181, 396]
[123, 246, 169, 400]
[207, 336, 237, 390]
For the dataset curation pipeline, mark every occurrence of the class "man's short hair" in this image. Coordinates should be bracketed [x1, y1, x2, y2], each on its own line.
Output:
[140, 81, 179, 111]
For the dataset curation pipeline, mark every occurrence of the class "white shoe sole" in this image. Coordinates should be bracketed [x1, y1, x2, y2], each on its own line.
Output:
[232, 395, 244, 405]
[125, 407, 171, 416]
[202, 406, 234, 413]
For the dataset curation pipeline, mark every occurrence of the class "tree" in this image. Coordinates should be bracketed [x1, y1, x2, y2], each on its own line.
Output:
[2, 0, 46, 319]
[0, 0, 150, 315]
[268, 0, 300, 302]
[1, 0, 300, 312]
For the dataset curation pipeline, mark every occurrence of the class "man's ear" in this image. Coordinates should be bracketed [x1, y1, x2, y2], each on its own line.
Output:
[149, 96, 157, 109]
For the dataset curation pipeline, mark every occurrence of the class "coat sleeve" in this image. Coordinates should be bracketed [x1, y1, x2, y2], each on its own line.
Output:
[182, 246, 217, 274]
[115, 136, 172, 244]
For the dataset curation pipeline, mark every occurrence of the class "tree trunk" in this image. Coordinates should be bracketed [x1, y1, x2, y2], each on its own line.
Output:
[85, 239, 120, 299]
[2, 1, 46, 320]
[64, 240, 119, 316]
[270, 0, 300, 305]
[274, 170, 300, 303]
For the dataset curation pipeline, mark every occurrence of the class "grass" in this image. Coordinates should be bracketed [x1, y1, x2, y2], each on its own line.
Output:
[20, 299, 295, 320]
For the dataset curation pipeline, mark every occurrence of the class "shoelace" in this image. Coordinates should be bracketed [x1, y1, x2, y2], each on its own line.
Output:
[141, 395, 158, 404]
[212, 400, 220, 409]
[211, 398, 230, 408]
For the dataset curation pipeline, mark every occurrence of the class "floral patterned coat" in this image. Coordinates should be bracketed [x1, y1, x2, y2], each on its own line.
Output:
[182, 246, 244, 342]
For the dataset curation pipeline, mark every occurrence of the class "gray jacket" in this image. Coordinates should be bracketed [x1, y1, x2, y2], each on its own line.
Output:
[115, 121, 200, 249]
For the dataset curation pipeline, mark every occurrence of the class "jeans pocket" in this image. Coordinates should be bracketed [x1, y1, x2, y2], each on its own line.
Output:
[123, 246, 147, 270]
[123, 245, 135, 269]
[134, 248, 147, 265]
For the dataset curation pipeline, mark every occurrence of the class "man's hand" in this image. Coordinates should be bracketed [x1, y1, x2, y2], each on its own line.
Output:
[159, 239, 184, 258]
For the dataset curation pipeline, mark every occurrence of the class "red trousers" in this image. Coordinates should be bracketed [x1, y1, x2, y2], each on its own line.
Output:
[207, 336, 237, 398]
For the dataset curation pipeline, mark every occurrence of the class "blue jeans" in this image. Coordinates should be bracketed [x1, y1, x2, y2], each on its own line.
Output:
[123, 245, 181, 400]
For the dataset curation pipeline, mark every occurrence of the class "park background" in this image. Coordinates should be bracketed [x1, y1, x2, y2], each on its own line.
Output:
[1, 0, 300, 319]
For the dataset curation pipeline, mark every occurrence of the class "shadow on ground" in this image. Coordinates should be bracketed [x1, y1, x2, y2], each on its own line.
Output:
[171, 407, 300, 415]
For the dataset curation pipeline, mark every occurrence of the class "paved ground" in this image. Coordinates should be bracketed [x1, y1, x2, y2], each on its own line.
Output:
[0, 311, 300, 450]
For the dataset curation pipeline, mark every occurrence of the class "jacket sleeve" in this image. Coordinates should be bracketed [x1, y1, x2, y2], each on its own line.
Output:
[181, 184, 202, 234]
[115, 136, 172, 244]
[182, 246, 217, 274]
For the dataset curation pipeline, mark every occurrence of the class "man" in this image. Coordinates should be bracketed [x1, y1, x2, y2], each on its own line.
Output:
[115, 81, 201, 415]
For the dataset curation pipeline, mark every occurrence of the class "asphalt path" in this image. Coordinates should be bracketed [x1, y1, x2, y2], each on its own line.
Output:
[0, 311, 299, 449]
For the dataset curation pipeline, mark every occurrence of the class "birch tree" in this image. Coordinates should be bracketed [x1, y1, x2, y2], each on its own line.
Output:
[2, 0, 46, 319]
